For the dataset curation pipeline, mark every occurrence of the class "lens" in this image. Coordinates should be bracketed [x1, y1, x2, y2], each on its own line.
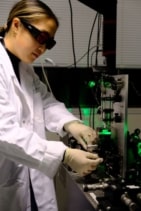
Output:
[36, 32, 49, 45]
[20, 18, 56, 49]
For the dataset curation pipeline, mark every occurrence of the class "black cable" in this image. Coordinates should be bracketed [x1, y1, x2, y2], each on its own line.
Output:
[95, 14, 102, 67]
[90, 15, 103, 67]
[86, 13, 102, 128]
[90, 49, 102, 67]
[68, 0, 82, 119]
[68, 0, 77, 68]
[87, 13, 99, 68]
[68, 45, 99, 67]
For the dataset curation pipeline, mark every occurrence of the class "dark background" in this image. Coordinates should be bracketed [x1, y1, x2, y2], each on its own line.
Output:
[35, 66, 141, 108]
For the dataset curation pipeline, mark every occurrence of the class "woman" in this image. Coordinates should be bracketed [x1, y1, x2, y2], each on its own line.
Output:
[0, 0, 103, 210]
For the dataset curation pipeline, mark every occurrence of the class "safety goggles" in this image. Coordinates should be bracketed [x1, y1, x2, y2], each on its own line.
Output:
[20, 18, 56, 50]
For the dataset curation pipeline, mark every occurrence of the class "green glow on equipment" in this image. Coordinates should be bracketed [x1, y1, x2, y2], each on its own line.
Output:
[82, 108, 90, 116]
[88, 81, 96, 88]
[99, 129, 111, 135]
[137, 142, 141, 156]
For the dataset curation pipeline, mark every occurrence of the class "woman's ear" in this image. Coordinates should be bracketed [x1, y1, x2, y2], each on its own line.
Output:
[11, 17, 21, 35]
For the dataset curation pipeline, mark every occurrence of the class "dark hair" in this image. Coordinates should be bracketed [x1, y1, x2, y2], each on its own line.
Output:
[0, 0, 59, 36]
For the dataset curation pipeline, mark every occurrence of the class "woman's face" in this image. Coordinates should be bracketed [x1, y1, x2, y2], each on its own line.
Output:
[4, 17, 58, 63]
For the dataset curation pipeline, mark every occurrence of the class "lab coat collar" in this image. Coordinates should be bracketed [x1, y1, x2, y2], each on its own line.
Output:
[0, 41, 34, 118]
[0, 41, 16, 77]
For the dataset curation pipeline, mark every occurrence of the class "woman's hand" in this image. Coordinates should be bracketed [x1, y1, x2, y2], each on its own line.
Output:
[64, 121, 98, 150]
[63, 148, 103, 176]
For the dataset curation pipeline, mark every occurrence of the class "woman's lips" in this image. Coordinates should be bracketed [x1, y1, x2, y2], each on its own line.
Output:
[32, 52, 40, 59]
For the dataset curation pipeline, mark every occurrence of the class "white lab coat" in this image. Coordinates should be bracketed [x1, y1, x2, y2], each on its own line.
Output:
[0, 41, 79, 211]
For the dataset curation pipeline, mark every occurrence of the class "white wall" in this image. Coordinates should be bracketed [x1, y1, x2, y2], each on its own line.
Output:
[1, 0, 141, 68]
[127, 108, 141, 133]
[0, 0, 104, 67]
[116, 0, 141, 68]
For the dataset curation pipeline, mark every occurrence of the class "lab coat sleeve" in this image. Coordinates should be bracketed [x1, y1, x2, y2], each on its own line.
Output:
[36, 75, 82, 137]
[0, 66, 67, 178]
[44, 98, 81, 137]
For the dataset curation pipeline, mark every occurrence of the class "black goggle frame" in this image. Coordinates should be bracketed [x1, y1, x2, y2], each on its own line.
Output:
[20, 18, 56, 50]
